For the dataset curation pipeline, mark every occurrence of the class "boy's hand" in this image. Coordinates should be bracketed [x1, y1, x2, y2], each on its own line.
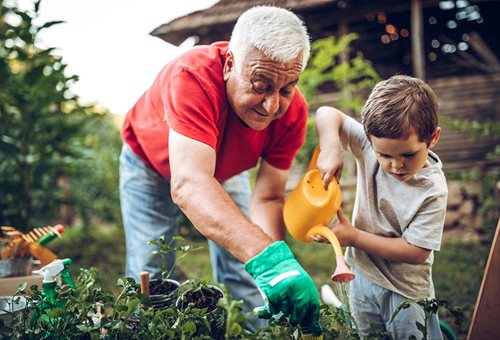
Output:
[310, 234, 329, 243]
[317, 148, 343, 190]
[332, 209, 358, 247]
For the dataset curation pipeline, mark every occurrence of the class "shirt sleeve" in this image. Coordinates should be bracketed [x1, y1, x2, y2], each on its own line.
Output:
[402, 193, 447, 251]
[163, 68, 219, 149]
[341, 116, 370, 159]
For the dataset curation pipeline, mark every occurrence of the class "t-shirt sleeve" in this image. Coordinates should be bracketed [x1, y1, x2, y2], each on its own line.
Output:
[163, 68, 219, 149]
[341, 116, 370, 159]
[402, 193, 447, 251]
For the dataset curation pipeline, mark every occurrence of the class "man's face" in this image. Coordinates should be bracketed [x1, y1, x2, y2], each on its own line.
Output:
[223, 48, 303, 130]
[370, 129, 440, 182]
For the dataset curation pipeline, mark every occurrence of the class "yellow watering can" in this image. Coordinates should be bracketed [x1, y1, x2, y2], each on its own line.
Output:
[284, 146, 355, 283]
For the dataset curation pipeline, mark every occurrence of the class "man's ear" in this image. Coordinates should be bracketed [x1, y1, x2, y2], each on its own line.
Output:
[429, 127, 441, 148]
[223, 50, 234, 81]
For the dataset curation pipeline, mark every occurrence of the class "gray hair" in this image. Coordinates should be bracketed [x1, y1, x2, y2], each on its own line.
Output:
[228, 6, 310, 70]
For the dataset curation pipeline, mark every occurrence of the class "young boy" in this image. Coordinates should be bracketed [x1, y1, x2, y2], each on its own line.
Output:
[314, 75, 447, 339]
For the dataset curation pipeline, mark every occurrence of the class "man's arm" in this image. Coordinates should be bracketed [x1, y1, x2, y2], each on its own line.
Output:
[249, 160, 290, 241]
[168, 129, 273, 262]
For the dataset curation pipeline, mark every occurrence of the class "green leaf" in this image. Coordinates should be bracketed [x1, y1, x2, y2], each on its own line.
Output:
[47, 307, 65, 318]
[17, 282, 27, 293]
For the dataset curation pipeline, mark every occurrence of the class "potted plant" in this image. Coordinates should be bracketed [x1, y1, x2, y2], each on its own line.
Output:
[176, 279, 226, 339]
[145, 235, 201, 309]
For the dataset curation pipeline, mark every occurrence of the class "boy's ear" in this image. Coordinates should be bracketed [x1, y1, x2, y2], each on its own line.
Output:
[429, 127, 441, 148]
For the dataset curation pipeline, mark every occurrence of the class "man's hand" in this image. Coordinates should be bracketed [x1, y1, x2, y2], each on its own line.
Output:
[244, 241, 321, 335]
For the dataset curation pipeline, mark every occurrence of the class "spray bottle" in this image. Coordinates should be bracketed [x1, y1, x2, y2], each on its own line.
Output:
[31, 258, 76, 336]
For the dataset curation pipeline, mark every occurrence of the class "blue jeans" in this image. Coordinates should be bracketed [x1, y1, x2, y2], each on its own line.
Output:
[119, 144, 265, 330]
[349, 268, 443, 339]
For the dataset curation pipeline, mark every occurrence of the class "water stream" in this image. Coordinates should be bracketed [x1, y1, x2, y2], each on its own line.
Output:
[332, 281, 350, 310]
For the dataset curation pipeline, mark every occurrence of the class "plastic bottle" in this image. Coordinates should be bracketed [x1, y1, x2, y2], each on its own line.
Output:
[31, 259, 76, 337]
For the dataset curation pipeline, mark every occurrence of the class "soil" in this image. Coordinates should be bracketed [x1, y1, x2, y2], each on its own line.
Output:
[183, 287, 223, 312]
[149, 280, 178, 295]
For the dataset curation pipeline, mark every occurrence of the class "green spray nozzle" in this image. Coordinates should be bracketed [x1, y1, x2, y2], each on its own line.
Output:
[33, 258, 76, 289]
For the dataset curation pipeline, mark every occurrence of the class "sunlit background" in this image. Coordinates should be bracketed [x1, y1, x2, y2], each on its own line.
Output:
[13, 0, 218, 115]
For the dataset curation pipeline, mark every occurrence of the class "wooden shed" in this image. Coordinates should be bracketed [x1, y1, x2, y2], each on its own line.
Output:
[151, 0, 500, 172]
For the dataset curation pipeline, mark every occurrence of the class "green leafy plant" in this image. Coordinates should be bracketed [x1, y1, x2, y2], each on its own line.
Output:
[390, 298, 463, 340]
[0, 263, 463, 339]
[148, 235, 202, 282]
[0, 0, 122, 230]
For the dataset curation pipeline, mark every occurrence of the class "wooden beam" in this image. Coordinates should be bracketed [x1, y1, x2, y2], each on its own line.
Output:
[411, 0, 425, 80]
[468, 31, 500, 71]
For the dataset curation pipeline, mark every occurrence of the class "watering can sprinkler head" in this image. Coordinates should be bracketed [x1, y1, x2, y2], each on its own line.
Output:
[331, 256, 355, 283]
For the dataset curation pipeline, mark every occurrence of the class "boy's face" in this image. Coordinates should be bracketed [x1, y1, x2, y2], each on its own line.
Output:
[370, 129, 440, 182]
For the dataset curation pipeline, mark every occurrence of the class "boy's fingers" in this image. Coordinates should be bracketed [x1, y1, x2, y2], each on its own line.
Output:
[310, 235, 328, 243]
[335, 166, 343, 183]
[322, 173, 333, 190]
[337, 208, 346, 221]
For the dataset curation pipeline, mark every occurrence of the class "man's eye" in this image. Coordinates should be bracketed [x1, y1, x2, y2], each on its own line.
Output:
[280, 87, 293, 96]
[253, 82, 267, 93]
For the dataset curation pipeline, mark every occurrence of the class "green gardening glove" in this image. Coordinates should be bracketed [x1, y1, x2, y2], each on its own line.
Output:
[244, 241, 321, 336]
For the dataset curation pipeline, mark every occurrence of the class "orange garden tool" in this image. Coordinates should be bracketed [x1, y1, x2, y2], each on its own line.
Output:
[1, 225, 64, 266]
[284, 146, 355, 283]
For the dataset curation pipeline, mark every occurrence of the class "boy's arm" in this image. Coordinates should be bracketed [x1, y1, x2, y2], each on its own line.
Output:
[334, 209, 432, 265]
[314, 106, 348, 188]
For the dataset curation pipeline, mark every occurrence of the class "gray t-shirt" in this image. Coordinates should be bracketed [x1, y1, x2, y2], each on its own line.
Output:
[342, 117, 448, 299]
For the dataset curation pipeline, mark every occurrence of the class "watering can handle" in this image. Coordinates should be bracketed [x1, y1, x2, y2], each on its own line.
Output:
[307, 145, 321, 171]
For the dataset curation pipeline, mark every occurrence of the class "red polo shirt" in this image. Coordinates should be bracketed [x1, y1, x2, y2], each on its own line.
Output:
[122, 41, 307, 182]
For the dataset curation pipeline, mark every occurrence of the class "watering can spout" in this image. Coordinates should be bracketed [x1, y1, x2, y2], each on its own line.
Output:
[306, 226, 355, 283]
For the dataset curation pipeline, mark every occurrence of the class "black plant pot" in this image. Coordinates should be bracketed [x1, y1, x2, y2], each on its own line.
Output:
[148, 278, 180, 309]
[176, 284, 226, 339]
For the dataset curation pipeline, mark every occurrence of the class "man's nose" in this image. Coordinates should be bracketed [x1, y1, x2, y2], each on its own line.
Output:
[262, 92, 279, 115]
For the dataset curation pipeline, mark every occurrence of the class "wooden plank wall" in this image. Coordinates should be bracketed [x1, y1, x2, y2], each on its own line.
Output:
[430, 73, 500, 172]
[311, 73, 500, 172]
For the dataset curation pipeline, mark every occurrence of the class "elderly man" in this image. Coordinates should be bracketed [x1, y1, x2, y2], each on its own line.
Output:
[120, 5, 320, 334]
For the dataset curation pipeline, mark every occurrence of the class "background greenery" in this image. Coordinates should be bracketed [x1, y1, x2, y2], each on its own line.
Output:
[1, 1, 498, 339]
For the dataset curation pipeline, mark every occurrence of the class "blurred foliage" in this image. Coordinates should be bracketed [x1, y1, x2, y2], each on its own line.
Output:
[66, 112, 122, 227]
[50, 223, 126, 293]
[0, 0, 121, 231]
[293, 117, 318, 166]
[442, 116, 500, 242]
[446, 168, 500, 243]
[298, 33, 381, 116]
[433, 240, 490, 338]
[295, 34, 380, 166]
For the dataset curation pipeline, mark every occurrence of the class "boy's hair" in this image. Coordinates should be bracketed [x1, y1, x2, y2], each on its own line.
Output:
[361, 75, 439, 145]
[228, 6, 310, 70]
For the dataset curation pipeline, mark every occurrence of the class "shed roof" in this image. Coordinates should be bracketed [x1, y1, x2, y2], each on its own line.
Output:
[151, 0, 342, 46]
